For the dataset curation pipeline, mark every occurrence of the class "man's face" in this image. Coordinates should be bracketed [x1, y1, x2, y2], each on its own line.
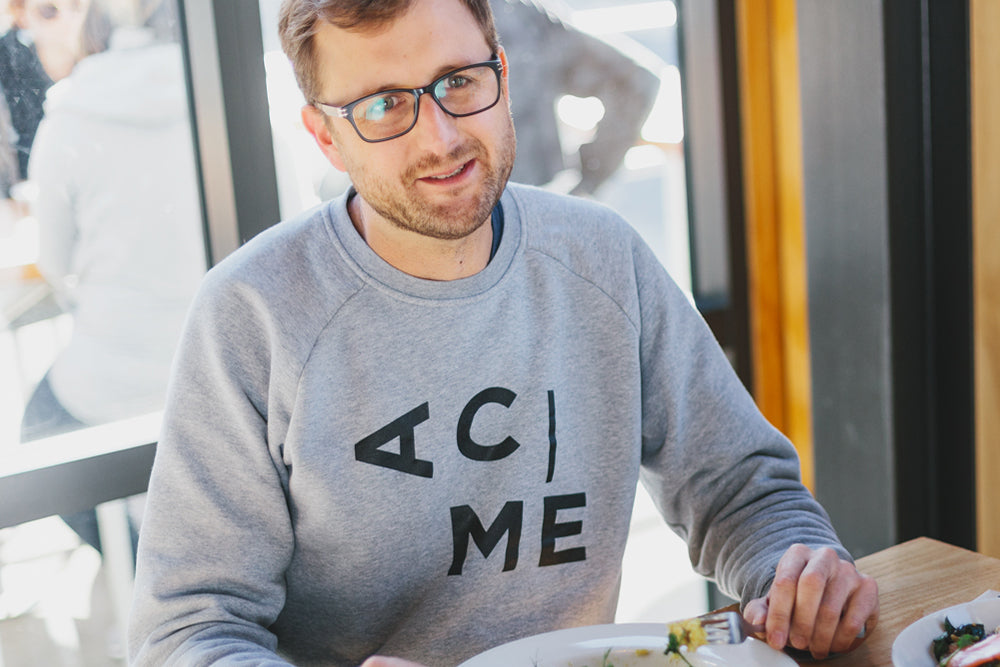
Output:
[305, 0, 516, 241]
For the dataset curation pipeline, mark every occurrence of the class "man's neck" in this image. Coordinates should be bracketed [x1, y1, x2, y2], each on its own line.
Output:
[348, 194, 493, 281]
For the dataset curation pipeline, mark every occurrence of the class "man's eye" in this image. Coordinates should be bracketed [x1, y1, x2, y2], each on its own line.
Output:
[363, 95, 400, 121]
[445, 74, 470, 89]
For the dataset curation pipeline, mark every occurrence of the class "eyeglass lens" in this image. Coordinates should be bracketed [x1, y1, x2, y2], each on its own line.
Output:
[350, 63, 499, 141]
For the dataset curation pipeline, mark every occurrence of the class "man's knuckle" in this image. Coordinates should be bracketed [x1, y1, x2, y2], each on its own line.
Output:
[845, 612, 867, 634]
[817, 602, 841, 624]
[817, 546, 838, 561]
[789, 543, 811, 558]
[799, 569, 827, 592]
[835, 559, 856, 576]
[772, 571, 798, 589]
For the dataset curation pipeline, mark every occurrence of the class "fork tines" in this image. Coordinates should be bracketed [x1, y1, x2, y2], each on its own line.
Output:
[696, 611, 764, 645]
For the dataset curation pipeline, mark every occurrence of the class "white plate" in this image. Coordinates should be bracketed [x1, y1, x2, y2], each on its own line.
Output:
[892, 597, 1000, 667]
[457, 623, 798, 667]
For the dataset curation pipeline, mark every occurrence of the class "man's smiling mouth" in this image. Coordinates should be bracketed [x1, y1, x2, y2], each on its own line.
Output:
[422, 160, 473, 181]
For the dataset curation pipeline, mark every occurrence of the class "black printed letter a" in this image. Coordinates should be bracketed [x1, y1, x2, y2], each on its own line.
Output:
[354, 403, 434, 478]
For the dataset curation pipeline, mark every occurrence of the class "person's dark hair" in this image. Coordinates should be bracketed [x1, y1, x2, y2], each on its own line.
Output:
[278, 0, 499, 105]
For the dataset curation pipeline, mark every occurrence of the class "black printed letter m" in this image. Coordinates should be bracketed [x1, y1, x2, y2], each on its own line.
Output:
[447, 502, 523, 575]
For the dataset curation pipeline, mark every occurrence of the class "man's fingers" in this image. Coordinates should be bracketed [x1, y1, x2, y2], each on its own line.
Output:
[764, 543, 812, 650]
[799, 556, 861, 658]
[829, 573, 879, 655]
[758, 544, 880, 659]
[743, 597, 769, 629]
[789, 549, 853, 649]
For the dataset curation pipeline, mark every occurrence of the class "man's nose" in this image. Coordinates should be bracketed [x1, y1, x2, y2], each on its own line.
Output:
[411, 93, 460, 149]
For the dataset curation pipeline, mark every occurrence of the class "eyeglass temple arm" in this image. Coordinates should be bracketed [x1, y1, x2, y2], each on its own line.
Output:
[314, 102, 350, 118]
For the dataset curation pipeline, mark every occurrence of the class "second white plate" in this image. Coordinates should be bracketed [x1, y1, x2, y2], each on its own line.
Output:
[891, 597, 1000, 667]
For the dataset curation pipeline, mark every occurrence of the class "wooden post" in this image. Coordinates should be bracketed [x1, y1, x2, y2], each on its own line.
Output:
[734, 0, 815, 489]
[972, 0, 1000, 558]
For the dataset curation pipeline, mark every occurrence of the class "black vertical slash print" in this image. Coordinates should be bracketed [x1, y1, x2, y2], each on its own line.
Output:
[546, 390, 556, 483]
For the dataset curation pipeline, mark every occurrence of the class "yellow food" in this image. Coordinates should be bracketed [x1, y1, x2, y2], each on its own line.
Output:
[668, 619, 707, 651]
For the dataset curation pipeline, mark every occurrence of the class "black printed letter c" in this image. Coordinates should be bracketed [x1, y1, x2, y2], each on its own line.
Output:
[456, 387, 520, 461]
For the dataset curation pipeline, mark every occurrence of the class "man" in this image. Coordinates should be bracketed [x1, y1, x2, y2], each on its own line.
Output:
[128, 0, 878, 665]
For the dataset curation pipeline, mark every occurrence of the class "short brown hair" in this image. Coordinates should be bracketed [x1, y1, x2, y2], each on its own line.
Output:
[278, 0, 499, 105]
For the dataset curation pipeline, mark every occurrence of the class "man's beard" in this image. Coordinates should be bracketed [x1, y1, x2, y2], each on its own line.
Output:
[356, 120, 516, 241]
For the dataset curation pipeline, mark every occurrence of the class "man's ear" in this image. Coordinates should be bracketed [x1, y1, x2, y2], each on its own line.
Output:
[302, 104, 347, 172]
[498, 46, 511, 104]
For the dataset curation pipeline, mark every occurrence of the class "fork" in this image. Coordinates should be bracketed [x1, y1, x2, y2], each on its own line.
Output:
[690, 609, 862, 660]
[694, 610, 765, 645]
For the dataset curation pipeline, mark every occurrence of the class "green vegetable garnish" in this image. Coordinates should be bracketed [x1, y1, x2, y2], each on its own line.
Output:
[931, 617, 990, 663]
[665, 633, 695, 666]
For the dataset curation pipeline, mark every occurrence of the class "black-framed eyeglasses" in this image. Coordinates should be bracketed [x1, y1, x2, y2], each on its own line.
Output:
[314, 57, 504, 143]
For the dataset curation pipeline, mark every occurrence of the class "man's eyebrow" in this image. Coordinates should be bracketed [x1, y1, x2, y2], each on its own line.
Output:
[344, 56, 492, 100]
[425, 57, 489, 81]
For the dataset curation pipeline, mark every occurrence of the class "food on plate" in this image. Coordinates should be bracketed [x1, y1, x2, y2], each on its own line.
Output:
[932, 617, 1000, 666]
[592, 646, 652, 667]
[941, 635, 1000, 667]
[665, 618, 707, 665]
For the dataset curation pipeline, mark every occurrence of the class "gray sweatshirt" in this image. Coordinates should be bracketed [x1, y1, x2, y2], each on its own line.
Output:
[128, 184, 848, 666]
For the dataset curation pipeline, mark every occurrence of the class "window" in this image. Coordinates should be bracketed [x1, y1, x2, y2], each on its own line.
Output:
[0, 0, 206, 660]
[1, 0, 206, 448]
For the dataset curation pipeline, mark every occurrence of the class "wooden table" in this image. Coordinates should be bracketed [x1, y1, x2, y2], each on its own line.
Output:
[815, 537, 1000, 666]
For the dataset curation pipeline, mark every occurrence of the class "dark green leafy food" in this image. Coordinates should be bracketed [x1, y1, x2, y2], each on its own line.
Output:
[933, 619, 987, 660]
[932, 617, 1000, 666]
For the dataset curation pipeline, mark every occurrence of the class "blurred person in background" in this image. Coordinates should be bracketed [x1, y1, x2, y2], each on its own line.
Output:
[18, 0, 204, 553]
[0, 80, 19, 197]
[0, 0, 106, 200]
[490, 0, 659, 196]
[21, 0, 98, 80]
[0, 0, 55, 190]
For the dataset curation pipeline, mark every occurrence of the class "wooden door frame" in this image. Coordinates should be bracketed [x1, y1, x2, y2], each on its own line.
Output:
[972, 0, 1000, 557]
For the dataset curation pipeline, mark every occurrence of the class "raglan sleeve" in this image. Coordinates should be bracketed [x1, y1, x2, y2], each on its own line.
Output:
[629, 235, 850, 607]
[128, 266, 296, 666]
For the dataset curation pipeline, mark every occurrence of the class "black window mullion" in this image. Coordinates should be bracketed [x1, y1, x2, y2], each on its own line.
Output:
[178, 0, 280, 266]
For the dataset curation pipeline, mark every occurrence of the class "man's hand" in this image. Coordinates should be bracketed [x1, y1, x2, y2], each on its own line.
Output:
[743, 544, 879, 660]
[359, 657, 428, 667]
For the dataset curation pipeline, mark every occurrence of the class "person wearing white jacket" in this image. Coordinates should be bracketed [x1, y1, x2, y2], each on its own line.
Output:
[20, 1, 204, 550]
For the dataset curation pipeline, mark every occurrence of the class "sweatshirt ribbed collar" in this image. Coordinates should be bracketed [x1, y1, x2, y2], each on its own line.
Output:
[324, 186, 522, 302]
